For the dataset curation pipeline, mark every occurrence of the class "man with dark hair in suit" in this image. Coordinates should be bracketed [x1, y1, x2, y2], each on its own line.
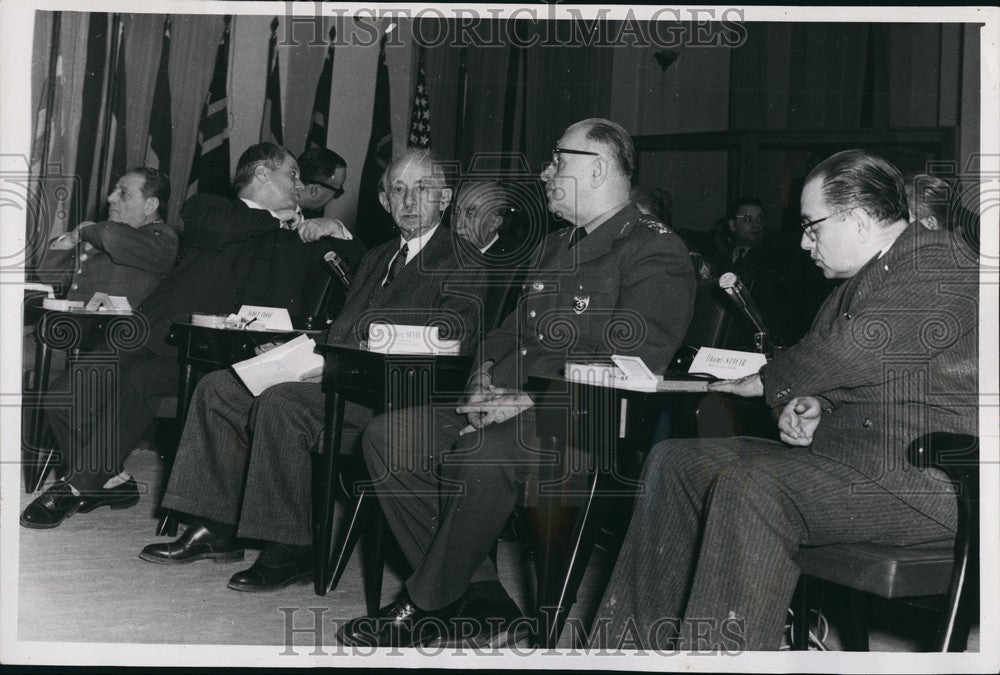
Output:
[137, 148, 483, 593]
[297, 147, 348, 219]
[593, 149, 977, 651]
[20, 143, 353, 529]
[341, 118, 696, 648]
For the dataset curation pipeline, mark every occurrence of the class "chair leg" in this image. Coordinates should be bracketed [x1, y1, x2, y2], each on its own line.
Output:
[792, 577, 810, 650]
[328, 488, 370, 592]
[361, 506, 386, 616]
[843, 589, 871, 651]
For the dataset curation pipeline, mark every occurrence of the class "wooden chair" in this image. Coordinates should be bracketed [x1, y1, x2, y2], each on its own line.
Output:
[792, 432, 979, 651]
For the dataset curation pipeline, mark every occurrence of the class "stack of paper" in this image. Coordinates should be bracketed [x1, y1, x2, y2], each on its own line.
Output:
[231, 334, 323, 396]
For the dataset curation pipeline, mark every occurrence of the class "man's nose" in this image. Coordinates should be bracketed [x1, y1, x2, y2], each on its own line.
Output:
[800, 232, 813, 251]
[540, 163, 553, 182]
[402, 188, 417, 207]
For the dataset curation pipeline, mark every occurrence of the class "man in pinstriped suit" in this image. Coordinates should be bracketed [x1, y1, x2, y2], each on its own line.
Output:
[593, 149, 978, 651]
[137, 149, 486, 592]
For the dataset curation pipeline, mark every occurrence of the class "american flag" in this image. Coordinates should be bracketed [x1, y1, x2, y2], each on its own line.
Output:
[260, 16, 283, 145]
[145, 17, 172, 174]
[407, 46, 431, 149]
[187, 16, 233, 198]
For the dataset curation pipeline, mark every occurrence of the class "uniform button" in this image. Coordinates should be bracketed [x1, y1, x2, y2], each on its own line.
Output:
[824, 406, 834, 414]
[79, 254, 89, 261]
[83, 243, 94, 251]
[532, 282, 544, 291]
[75, 268, 83, 274]
[844, 313, 851, 320]
[537, 333, 544, 341]
[519, 348, 527, 356]
[71, 283, 79, 290]
[862, 418, 873, 428]
[528, 310, 536, 318]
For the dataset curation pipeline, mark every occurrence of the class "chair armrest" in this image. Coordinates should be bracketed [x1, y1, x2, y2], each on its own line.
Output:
[906, 432, 979, 503]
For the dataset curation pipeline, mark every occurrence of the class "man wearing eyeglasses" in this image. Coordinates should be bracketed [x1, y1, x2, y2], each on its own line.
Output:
[297, 147, 348, 219]
[344, 118, 696, 648]
[591, 148, 977, 651]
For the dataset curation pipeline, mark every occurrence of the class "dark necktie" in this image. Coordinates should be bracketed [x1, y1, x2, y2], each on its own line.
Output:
[568, 227, 587, 249]
[382, 243, 409, 287]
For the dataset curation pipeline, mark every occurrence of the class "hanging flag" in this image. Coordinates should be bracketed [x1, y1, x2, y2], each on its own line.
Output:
[96, 14, 128, 214]
[260, 16, 283, 145]
[454, 46, 469, 164]
[145, 16, 172, 175]
[407, 46, 431, 149]
[305, 23, 336, 152]
[188, 15, 233, 199]
[356, 29, 396, 249]
[71, 13, 110, 223]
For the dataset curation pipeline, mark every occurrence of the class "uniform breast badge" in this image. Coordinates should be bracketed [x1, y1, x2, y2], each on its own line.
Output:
[572, 295, 590, 314]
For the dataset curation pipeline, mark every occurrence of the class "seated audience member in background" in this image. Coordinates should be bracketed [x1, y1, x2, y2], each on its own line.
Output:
[631, 185, 715, 279]
[297, 146, 348, 220]
[452, 180, 519, 260]
[36, 167, 177, 307]
[20, 143, 352, 530]
[903, 172, 953, 231]
[341, 118, 695, 649]
[592, 149, 977, 651]
[138, 149, 484, 593]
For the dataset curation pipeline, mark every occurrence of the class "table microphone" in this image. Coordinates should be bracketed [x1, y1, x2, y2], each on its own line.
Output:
[719, 272, 771, 354]
[323, 251, 352, 290]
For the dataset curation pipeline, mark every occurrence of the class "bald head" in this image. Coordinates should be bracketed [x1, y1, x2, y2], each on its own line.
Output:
[377, 149, 453, 240]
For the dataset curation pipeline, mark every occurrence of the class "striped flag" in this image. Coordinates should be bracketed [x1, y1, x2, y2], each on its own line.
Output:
[188, 16, 233, 199]
[96, 14, 128, 217]
[305, 24, 336, 152]
[407, 46, 431, 149]
[71, 13, 110, 222]
[356, 30, 396, 249]
[260, 17, 283, 145]
[145, 16, 173, 175]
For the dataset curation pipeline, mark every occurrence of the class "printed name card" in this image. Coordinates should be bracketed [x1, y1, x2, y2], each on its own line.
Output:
[236, 305, 293, 331]
[688, 347, 767, 380]
[367, 323, 461, 355]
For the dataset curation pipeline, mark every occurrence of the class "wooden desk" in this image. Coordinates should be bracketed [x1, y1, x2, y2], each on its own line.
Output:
[23, 307, 146, 492]
[526, 374, 773, 648]
[313, 345, 471, 598]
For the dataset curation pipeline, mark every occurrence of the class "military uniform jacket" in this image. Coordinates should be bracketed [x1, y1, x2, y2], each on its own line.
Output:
[324, 225, 484, 352]
[478, 203, 696, 390]
[37, 220, 178, 307]
[762, 224, 978, 523]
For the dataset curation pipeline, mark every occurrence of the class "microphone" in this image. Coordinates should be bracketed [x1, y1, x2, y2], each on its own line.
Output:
[719, 272, 771, 354]
[323, 251, 352, 290]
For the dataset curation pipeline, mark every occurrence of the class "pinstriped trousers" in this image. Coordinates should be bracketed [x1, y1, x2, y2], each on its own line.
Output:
[594, 436, 956, 651]
[161, 369, 372, 546]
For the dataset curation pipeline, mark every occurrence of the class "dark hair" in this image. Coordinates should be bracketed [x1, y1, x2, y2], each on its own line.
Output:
[298, 147, 347, 184]
[232, 143, 292, 193]
[728, 196, 765, 219]
[630, 186, 673, 228]
[579, 118, 635, 178]
[903, 172, 953, 229]
[806, 149, 908, 225]
[130, 166, 171, 218]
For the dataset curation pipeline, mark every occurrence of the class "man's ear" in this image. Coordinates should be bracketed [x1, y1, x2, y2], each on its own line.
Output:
[589, 157, 609, 188]
[144, 197, 159, 218]
[254, 163, 270, 184]
[854, 208, 874, 242]
[439, 188, 454, 212]
[487, 214, 503, 236]
[378, 192, 390, 213]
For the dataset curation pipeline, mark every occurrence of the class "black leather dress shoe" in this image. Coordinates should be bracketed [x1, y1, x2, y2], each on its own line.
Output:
[139, 522, 244, 565]
[20, 479, 140, 529]
[226, 543, 312, 592]
[440, 581, 528, 648]
[339, 596, 453, 648]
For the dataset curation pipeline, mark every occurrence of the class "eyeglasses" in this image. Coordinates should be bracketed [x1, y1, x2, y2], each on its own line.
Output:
[801, 208, 852, 241]
[734, 214, 764, 224]
[549, 147, 603, 170]
[306, 179, 345, 199]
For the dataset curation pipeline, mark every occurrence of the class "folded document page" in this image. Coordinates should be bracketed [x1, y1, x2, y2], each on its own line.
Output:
[232, 334, 323, 396]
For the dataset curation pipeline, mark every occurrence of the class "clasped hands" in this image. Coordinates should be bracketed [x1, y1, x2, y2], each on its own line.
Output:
[455, 371, 532, 435]
[708, 372, 822, 447]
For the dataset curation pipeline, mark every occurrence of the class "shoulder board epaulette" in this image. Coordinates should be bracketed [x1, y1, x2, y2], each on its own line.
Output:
[637, 217, 672, 235]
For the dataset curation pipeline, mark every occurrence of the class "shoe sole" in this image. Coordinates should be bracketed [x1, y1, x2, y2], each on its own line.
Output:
[138, 550, 245, 565]
[226, 571, 312, 593]
[19, 494, 140, 529]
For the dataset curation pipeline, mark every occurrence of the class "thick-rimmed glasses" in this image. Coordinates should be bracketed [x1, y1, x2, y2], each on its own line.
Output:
[306, 179, 345, 199]
[549, 147, 603, 171]
[801, 208, 852, 241]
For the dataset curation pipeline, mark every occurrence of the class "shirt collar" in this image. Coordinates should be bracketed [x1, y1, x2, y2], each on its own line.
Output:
[478, 233, 500, 254]
[399, 224, 439, 263]
[240, 198, 302, 230]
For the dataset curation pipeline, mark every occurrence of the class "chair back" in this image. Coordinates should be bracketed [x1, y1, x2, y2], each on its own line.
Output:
[667, 278, 741, 375]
